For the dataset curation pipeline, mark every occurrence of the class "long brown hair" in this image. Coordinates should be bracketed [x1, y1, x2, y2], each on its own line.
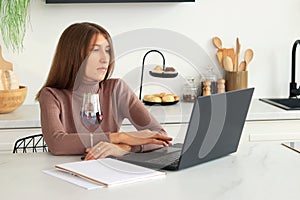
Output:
[36, 22, 115, 100]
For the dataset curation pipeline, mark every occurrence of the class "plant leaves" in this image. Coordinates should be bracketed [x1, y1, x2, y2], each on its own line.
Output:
[0, 0, 31, 53]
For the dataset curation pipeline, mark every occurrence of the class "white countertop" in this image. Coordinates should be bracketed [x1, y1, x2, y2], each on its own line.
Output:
[248, 99, 300, 121]
[0, 103, 41, 129]
[1, 137, 300, 199]
[0, 99, 300, 129]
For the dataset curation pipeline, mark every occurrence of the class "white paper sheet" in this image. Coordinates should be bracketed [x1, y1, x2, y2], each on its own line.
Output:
[54, 158, 165, 187]
[43, 169, 104, 190]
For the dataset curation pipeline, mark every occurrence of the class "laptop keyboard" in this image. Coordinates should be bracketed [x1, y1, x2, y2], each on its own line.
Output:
[145, 151, 181, 167]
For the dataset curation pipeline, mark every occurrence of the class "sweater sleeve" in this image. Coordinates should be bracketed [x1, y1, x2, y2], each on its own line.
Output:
[39, 88, 109, 155]
[113, 79, 169, 152]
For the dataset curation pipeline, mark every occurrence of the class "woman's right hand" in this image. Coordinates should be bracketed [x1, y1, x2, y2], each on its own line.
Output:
[84, 142, 131, 160]
[109, 130, 172, 147]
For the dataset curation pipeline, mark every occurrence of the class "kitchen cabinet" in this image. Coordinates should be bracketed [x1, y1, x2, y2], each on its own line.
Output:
[245, 120, 300, 142]
[1, 99, 300, 153]
[246, 99, 300, 142]
[0, 128, 41, 152]
[0, 105, 41, 153]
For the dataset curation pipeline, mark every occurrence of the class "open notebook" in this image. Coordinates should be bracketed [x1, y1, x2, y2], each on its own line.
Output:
[50, 158, 165, 188]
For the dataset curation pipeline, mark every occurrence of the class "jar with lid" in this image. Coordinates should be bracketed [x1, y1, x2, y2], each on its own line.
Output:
[182, 76, 198, 102]
[201, 66, 218, 95]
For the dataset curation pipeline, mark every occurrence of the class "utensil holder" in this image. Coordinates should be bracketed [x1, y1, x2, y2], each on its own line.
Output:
[225, 71, 248, 91]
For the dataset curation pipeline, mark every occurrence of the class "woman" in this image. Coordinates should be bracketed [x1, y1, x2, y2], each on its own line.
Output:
[36, 22, 172, 160]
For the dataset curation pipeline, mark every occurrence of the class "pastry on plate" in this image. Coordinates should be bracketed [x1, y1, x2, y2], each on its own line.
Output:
[174, 95, 180, 101]
[143, 92, 179, 104]
[143, 95, 154, 101]
[153, 92, 166, 98]
[143, 95, 162, 103]
[164, 67, 176, 72]
[151, 96, 162, 102]
[162, 95, 175, 102]
[153, 65, 163, 72]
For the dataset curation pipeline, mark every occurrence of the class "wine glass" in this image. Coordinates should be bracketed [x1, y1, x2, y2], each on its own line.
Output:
[80, 93, 103, 148]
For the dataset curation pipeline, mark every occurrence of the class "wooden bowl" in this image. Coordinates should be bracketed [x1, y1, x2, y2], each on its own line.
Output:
[0, 86, 27, 114]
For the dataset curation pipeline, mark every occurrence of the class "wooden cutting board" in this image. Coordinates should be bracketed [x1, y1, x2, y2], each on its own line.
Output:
[0, 45, 19, 90]
[0, 45, 13, 71]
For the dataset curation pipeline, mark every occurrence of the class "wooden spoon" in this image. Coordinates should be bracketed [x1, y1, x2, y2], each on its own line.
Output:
[216, 51, 223, 67]
[244, 49, 254, 69]
[223, 56, 233, 72]
[224, 48, 235, 67]
[238, 61, 247, 71]
[212, 37, 222, 49]
[234, 38, 241, 72]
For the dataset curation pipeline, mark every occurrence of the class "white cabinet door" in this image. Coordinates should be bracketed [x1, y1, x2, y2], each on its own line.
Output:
[245, 120, 300, 142]
[0, 128, 42, 153]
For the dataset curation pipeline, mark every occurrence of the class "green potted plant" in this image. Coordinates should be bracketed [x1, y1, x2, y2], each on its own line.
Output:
[0, 0, 30, 113]
[0, 0, 31, 53]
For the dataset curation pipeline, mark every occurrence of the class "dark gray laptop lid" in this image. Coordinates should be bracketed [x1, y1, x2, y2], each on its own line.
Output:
[178, 88, 254, 170]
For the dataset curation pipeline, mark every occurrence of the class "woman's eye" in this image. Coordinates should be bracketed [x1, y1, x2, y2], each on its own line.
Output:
[92, 48, 99, 52]
[105, 48, 111, 53]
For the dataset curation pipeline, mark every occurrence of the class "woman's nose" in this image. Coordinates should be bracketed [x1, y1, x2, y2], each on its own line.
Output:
[100, 56, 108, 63]
[99, 50, 109, 63]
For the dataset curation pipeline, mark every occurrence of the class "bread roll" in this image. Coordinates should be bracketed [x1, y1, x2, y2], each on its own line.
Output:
[151, 96, 162, 102]
[153, 65, 163, 71]
[144, 92, 179, 103]
[143, 95, 155, 102]
[174, 95, 180, 101]
[143, 95, 162, 103]
[162, 95, 175, 102]
[159, 92, 166, 98]
[165, 67, 175, 72]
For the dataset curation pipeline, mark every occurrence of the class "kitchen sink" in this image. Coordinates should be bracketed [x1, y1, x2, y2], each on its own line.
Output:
[260, 40, 300, 111]
[260, 98, 300, 110]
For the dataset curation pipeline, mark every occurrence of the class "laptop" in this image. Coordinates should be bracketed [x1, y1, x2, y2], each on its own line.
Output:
[118, 88, 254, 171]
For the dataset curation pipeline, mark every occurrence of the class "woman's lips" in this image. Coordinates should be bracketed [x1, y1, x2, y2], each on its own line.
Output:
[97, 67, 107, 72]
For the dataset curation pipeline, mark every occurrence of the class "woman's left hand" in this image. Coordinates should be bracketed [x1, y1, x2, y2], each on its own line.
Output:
[84, 142, 131, 160]
[109, 130, 172, 146]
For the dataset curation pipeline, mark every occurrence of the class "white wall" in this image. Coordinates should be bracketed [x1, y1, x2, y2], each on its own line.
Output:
[1, 0, 300, 104]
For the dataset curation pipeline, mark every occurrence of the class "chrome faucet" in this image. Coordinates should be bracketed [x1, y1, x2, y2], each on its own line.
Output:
[290, 40, 300, 98]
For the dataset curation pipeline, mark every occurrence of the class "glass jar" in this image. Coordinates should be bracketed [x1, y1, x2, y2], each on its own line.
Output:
[182, 77, 198, 102]
[201, 66, 218, 95]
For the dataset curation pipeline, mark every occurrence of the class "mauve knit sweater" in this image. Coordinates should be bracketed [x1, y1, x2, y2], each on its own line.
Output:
[39, 78, 167, 155]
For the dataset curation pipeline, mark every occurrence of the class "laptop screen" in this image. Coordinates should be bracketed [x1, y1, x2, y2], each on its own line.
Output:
[178, 88, 254, 169]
